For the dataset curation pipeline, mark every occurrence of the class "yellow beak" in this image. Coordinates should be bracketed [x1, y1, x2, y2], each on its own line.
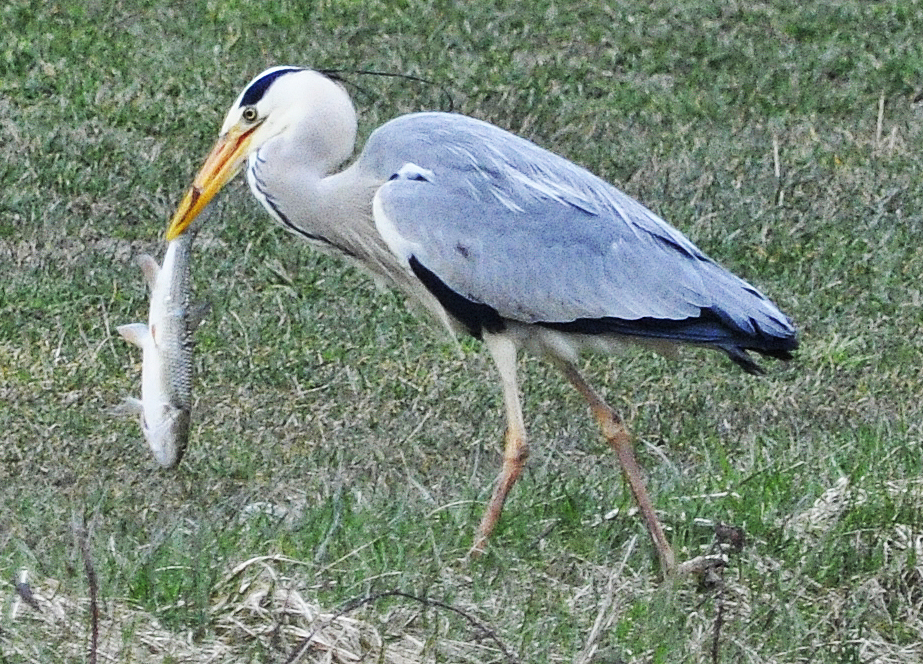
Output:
[165, 123, 258, 241]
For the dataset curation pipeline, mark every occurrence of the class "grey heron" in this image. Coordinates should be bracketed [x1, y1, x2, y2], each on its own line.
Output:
[166, 66, 797, 576]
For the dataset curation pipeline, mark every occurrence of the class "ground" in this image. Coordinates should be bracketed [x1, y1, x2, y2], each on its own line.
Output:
[2, 1, 923, 662]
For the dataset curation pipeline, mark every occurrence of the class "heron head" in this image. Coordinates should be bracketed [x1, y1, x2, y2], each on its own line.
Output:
[166, 67, 355, 240]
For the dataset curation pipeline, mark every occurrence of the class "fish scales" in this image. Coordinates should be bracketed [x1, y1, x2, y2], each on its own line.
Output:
[117, 231, 207, 468]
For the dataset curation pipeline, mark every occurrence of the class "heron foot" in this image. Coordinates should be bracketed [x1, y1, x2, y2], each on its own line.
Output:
[465, 536, 488, 561]
[672, 554, 727, 579]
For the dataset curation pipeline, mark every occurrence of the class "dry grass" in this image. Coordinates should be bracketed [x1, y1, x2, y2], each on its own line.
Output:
[4, 1, 923, 662]
[4, 556, 513, 664]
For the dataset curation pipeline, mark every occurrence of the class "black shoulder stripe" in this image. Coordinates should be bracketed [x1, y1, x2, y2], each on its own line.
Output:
[408, 256, 505, 339]
[240, 67, 302, 106]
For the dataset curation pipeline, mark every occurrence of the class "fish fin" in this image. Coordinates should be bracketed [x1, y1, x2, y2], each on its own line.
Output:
[117, 323, 149, 347]
[187, 301, 211, 332]
[112, 397, 144, 417]
[137, 254, 160, 291]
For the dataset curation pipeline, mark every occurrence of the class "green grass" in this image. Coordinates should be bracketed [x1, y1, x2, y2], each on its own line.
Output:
[3, 0, 923, 662]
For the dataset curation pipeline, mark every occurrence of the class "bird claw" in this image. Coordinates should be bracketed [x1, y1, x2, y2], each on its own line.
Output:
[673, 554, 727, 579]
[464, 538, 488, 563]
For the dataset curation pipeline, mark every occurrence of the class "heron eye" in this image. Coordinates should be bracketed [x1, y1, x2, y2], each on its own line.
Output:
[241, 106, 259, 123]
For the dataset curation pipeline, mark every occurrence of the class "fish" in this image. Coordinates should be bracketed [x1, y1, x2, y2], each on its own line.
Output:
[117, 230, 208, 468]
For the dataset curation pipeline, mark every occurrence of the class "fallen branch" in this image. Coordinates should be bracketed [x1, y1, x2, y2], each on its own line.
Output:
[284, 589, 519, 664]
[73, 518, 99, 664]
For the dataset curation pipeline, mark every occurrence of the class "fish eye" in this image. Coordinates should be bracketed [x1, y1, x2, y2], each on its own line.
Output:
[241, 106, 258, 122]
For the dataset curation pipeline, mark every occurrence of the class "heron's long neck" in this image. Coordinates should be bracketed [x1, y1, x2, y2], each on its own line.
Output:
[249, 140, 459, 337]
[248, 151, 404, 284]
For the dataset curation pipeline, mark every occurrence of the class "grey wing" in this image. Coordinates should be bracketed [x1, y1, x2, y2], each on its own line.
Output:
[368, 113, 796, 350]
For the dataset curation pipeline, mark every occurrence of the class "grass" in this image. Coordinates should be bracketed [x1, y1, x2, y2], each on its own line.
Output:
[2, 0, 923, 661]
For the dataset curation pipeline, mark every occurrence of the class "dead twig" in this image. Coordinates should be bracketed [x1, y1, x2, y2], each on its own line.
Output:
[284, 589, 519, 664]
[711, 592, 725, 664]
[73, 518, 99, 664]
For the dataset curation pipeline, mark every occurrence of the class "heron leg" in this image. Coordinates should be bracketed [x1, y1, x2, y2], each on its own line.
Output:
[470, 333, 529, 557]
[557, 360, 676, 576]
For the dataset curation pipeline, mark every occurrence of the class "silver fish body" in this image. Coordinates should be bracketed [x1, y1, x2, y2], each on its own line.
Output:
[117, 232, 206, 467]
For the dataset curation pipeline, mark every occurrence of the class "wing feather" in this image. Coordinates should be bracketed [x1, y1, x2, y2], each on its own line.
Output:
[365, 113, 795, 348]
